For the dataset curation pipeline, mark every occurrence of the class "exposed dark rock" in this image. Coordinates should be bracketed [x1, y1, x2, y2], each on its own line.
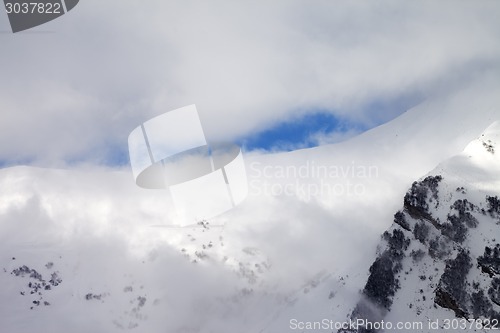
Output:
[413, 221, 430, 244]
[404, 175, 443, 231]
[49, 272, 62, 287]
[363, 253, 400, 310]
[434, 250, 472, 317]
[434, 287, 468, 318]
[383, 229, 410, 257]
[489, 277, 500, 306]
[85, 293, 104, 301]
[342, 229, 411, 332]
[137, 296, 146, 308]
[404, 175, 442, 212]
[450, 199, 478, 228]
[357, 229, 410, 317]
[471, 290, 493, 318]
[483, 141, 495, 154]
[410, 249, 425, 262]
[341, 176, 500, 333]
[487, 196, 500, 217]
[394, 211, 410, 231]
[440, 199, 479, 244]
[442, 215, 468, 243]
[478, 244, 500, 278]
[11, 266, 43, 281]
[428, 236, 450, 260]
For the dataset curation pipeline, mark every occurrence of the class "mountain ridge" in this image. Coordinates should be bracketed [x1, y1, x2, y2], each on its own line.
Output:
[341, 121, 500, 333]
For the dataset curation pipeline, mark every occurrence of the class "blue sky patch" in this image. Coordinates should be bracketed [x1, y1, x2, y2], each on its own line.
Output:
[238, 112, 365, 152]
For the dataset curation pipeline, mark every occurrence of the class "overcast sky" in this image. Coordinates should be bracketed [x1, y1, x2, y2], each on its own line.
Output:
[0, 0, 499, 166]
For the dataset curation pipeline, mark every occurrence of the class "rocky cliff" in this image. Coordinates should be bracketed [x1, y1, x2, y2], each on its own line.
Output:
[342, 123, 500, 332]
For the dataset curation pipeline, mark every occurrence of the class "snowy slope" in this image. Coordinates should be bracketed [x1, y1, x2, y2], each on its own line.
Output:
[342, 122, 500, 332]
[0, 86, 499, 332]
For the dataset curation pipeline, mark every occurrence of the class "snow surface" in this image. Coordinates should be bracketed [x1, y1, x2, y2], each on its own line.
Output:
[380, 121, 500, 332]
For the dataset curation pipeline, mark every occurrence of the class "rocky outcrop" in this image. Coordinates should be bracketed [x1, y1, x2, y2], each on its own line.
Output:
[340, 174, 500, 332]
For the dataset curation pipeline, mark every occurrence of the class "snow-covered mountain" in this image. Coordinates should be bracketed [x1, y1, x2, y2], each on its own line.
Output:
[0, 86, 499, 332]
[342, 122, 500, 332]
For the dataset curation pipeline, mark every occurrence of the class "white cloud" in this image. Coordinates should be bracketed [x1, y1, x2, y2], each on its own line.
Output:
[0, 0, 499, 164]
